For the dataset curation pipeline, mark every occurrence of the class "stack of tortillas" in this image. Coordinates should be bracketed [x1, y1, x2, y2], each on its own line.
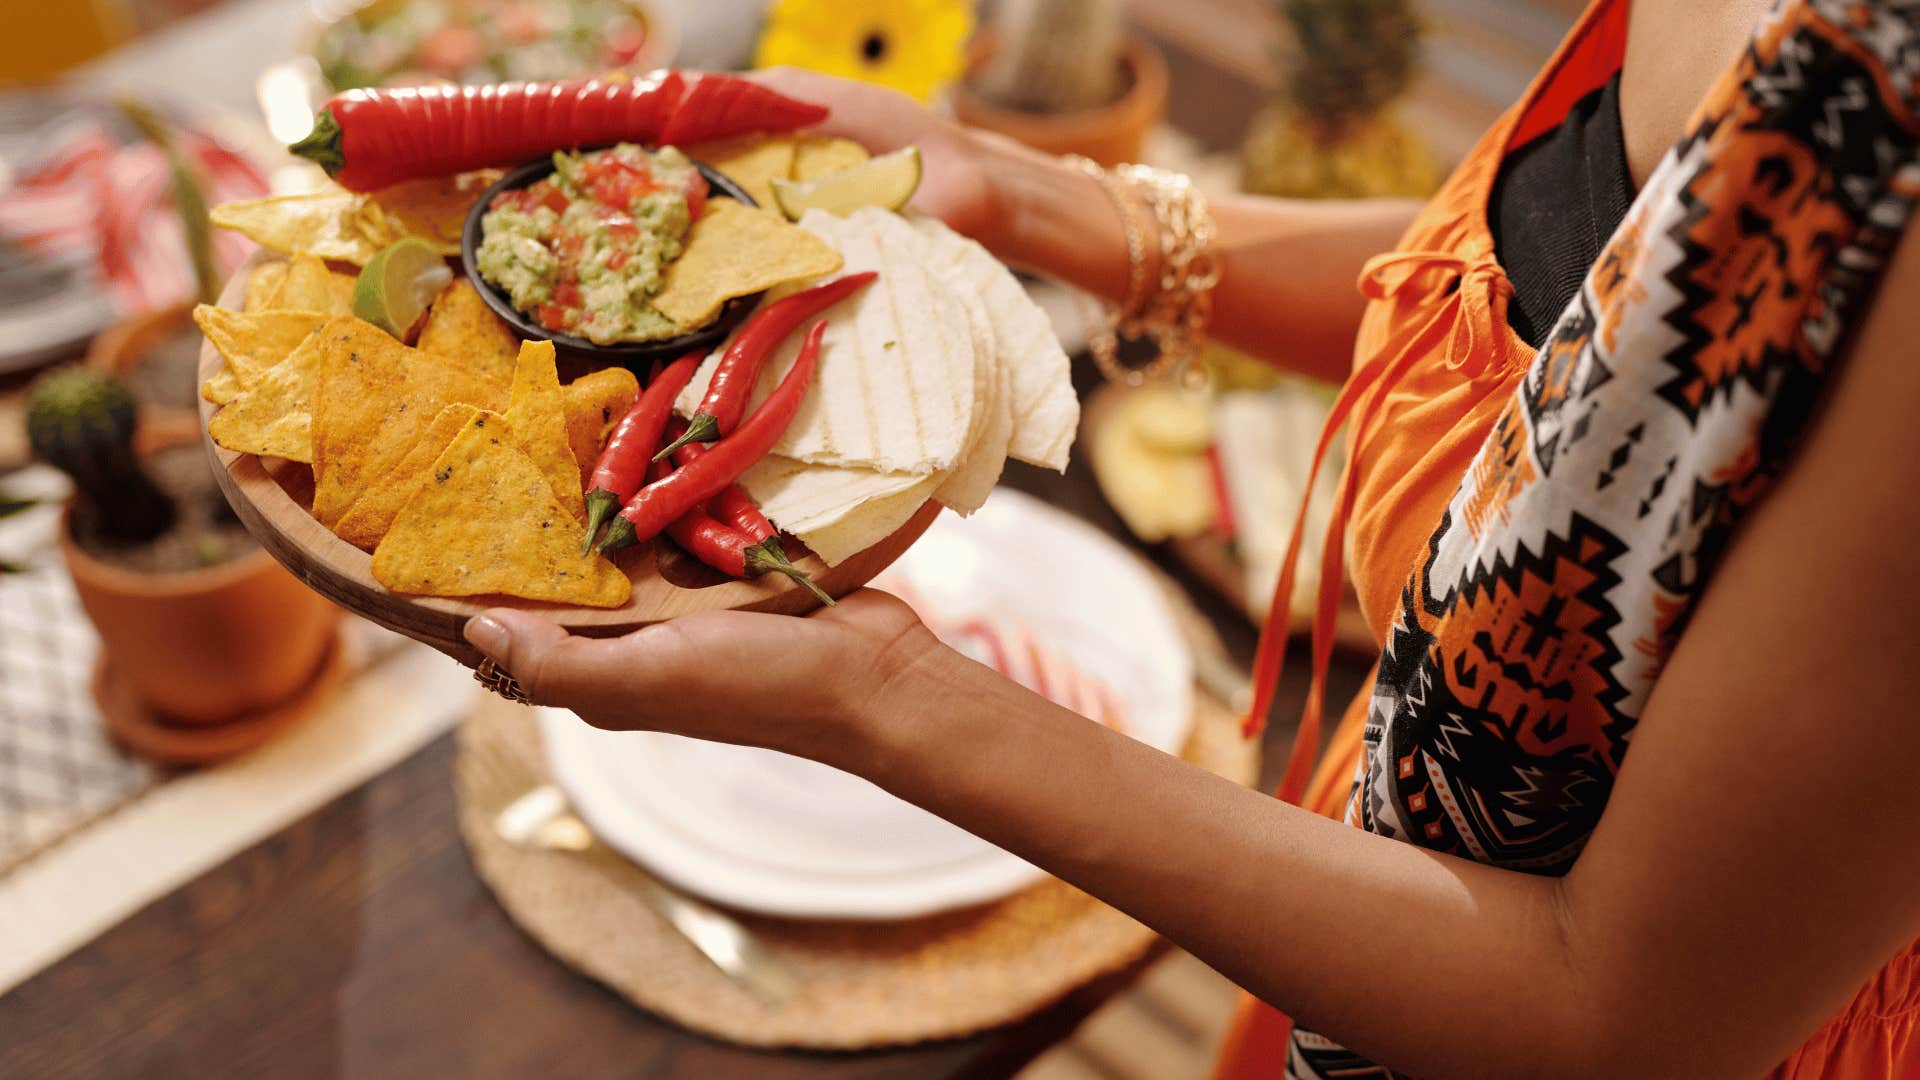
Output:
[677, 207, 1078, 565]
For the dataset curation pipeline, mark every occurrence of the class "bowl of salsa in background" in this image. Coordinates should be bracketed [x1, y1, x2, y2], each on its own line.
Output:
[460, 153, 762, 367]
[307, 0, 675, 92]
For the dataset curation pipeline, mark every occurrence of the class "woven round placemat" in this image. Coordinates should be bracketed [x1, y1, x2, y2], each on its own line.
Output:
[455, 591, 1257, 1050]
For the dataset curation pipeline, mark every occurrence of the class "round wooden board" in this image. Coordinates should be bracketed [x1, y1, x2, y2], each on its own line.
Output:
[197, 253, 938, 666]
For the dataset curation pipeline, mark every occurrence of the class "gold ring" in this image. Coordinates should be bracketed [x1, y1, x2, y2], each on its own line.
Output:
[474, 658, 531, 704]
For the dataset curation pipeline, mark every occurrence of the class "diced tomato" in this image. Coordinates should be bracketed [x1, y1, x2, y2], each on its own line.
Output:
[607, 249, 630, 270]
[604, 16, 648, 65]
[537, 186, 570, 214]
[553, 279, 583, 308]
[535, 304, 571, 331]
[683, 171, 708, 219]
[416, 26, 486, 76]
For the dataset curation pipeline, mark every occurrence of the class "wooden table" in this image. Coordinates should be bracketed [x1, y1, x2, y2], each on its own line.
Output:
[0, 0, 1574, 1069]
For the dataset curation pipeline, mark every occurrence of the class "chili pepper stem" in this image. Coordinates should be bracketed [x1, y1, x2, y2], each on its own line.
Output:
[287, 110, 344, 175]
[746, 540, 835, 606]
[596, 515, 638, 555]
[652, 412, 718, 462]
[582, 489, 619, 556]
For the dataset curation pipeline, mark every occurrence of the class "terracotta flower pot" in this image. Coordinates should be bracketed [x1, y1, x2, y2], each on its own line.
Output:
[58, 414, 341, 726]
[85, 299, 201, 426]
[952, 34, 1169, 168]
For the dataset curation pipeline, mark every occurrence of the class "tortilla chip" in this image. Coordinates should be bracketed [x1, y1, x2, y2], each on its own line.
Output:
[690, 135, 798, 209]
[506, 341, 585, 522]
[212, 191, 378, 265]
[194, 306, 329, 394]
[416, 279, 520, 385]
[792, 137, 871, 182]
[332, 403, 480, 549]
[370, 411, 630, 607]
[652, 199, 842, 329]
[207, 329, 328, 463]
[243, 261, 288, 312]
[562, 367, 640, 486]
[202, 370, 240, 405]
[308, 317, 506, 528]
[272, 253, 357, 316]
[360, 172, 497, 256]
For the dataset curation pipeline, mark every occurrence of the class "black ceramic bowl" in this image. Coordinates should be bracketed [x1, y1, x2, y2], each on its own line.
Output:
[460, 155, 761, 366]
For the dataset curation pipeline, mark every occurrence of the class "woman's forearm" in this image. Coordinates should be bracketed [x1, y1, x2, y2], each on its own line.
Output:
[836, 645, 1596, 1079]
[972, 132, 1419, 382]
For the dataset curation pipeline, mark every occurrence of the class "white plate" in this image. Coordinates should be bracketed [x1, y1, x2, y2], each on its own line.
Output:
[540, 489, 1193, 920]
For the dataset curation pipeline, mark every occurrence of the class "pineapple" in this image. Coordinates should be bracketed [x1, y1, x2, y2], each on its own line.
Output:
[1242, 0, 1439, 199]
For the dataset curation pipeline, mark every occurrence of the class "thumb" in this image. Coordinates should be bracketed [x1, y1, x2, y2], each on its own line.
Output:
[463, 608, 637, 713]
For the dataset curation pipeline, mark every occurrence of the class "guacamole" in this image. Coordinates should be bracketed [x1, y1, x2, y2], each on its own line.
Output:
[475, 143, 708, 344]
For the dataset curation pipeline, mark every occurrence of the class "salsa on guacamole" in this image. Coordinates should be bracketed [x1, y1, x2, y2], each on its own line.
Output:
[475, 143, 709, 344]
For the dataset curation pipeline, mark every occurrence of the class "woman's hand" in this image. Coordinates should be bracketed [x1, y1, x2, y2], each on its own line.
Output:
[749, 66, 1003, 246]
[461, 589, 946, 764]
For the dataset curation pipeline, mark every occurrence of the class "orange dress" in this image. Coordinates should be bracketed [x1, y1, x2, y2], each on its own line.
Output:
[1215, 0, 1920, 1074]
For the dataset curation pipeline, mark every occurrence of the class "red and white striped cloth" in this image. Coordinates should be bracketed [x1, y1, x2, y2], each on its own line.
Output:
[0, 116, 265, 314]
[886, 581, 1130, 735]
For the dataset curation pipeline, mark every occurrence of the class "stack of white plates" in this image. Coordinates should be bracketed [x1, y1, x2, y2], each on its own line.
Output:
[540, 489, 1193, 920]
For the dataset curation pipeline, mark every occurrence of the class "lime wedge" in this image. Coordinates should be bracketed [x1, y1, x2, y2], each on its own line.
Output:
[353, 237, 452, 340]
[771, 146, 922, 221]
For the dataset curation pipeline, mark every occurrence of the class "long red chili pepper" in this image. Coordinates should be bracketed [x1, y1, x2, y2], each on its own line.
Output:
[654, 271, 875, 461]
[288, 71, 827, 192]
[599, 320, 824, 554]
[581, 351, 701, 554]
[650, 425, 833, 605]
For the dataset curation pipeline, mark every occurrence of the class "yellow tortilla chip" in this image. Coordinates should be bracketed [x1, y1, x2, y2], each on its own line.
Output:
[193, 306, 329, 394]
[690, 135, 798, 209]
[652, 199, 843, 329]
[792, 137, 871, 182]
[206, 329, 328, 463]
[202, 370, 240, 405]
[211, 191, 378, 265]
[308, 317, 506, 527]
[562, 367, 640, 486]
[506, 340, 585, 522]
[360, 173, 497, 255]
[370, 411, 630, 608]
[243, 261, 288, 312]
[416, 279, 520, 386]
[332, 403, 481, 549]
[272, 253, 356, 316]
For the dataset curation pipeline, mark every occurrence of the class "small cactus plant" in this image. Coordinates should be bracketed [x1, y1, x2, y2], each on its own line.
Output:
[28, 368, 176, 545]
[975, 0, 1128, 113]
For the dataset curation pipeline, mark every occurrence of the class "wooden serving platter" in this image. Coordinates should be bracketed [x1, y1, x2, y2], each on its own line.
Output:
[197, 255, 937, 666]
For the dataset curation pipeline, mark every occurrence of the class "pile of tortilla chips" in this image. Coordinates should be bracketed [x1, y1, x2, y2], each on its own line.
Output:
[211, 172, 501, 266]
[201, 263, 640, 608]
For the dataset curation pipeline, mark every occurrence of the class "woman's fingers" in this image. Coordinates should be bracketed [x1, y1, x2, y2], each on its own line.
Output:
[464, 608, 669, 716]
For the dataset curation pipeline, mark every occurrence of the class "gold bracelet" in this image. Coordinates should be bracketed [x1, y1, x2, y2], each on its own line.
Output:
[1064, 157, 1218, 387]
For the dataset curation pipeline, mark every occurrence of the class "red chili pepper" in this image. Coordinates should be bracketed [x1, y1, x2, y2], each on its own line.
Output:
[653, 271, 875, 461]
[581, 351, 701, 554]
[674, 439, 794, 565]
[650, 425, 833, 605]
[288, 71, 827, 192]
[600, 320, 824, 554]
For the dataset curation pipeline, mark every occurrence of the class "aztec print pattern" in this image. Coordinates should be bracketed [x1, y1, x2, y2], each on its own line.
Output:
[1291, 1, 1920, 1076]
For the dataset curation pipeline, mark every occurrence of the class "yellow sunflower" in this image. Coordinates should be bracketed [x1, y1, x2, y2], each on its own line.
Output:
[756, 0, 973, 103]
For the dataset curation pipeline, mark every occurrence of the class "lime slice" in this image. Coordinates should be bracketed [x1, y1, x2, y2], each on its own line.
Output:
[353, 237, 452, 340]
[771, 146, 922, 221]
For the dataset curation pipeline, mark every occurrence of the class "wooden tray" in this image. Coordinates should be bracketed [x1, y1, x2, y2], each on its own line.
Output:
[197, 256, 937, 666]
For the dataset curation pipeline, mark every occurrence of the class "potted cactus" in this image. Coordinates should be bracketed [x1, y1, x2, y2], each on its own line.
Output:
[31, 368, 340, 763]
[953, 0, 1168, 166]
[1241, 0, 1438, 199]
